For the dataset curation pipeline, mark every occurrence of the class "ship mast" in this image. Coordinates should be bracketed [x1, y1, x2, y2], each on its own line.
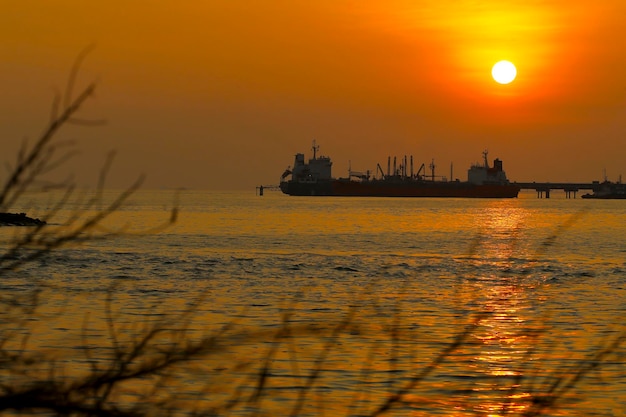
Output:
[482, 149, 489, 168]
[312, 140, 319, 159]
[429, 159, 436, 181]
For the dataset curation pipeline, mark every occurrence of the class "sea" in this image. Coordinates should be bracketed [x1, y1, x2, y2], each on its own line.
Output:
[2, 189, 626, 416]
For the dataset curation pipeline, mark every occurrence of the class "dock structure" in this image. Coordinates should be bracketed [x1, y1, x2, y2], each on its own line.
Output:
[514, 182, 601, 198]
[255, 185, 281, 196]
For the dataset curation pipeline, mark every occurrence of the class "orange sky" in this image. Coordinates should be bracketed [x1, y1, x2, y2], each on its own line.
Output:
[1, 0, 625, 190]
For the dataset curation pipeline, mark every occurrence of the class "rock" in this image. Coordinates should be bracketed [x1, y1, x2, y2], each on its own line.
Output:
[0, 212, 46, 226]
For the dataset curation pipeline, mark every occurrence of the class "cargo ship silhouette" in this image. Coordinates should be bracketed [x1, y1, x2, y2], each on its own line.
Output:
[280, 143, 520, 198]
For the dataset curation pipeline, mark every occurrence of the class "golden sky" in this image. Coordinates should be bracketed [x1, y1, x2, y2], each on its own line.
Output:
[1, 0, 625, 189]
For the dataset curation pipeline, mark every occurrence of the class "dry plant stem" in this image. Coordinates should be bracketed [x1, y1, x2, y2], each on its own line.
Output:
[522, 332, 626, 417]
[0, 83, 95, 210]
[368, 314, 486, 416]
[0, 77, 130, 274]
[0, 175, 144, 273]
[288, 310, 356, 417]
[1, 56, 178, 416]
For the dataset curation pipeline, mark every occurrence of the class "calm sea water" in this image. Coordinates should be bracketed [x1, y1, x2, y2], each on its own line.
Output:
[3, 189, 626, 416]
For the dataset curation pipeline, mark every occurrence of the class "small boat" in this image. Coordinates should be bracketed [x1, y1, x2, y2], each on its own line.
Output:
[279, 143, 520, 198]
[581, 181, 626, 199]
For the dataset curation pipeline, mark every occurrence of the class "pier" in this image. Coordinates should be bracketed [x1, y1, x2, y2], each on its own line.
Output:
[255, 185, 281, 196]
[514, 181, 601, 198]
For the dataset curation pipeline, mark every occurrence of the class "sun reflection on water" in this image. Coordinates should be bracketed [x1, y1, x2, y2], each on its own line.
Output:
[447, 201, 544, 416]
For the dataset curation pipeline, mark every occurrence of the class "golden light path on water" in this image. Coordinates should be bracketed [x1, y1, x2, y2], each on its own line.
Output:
[3, 190, 625, 416]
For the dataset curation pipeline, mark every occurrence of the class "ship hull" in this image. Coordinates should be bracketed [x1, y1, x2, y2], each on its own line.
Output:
[281, 179, 520, 198]
[279, 181, 334, 196]
[581, 193, 626, 199]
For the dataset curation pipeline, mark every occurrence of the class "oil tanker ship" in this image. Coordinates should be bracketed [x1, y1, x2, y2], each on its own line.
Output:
[279, 144, 520, 198]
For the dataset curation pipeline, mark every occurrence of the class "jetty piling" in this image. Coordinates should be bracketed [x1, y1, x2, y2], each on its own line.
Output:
[256, 185, 280, 196]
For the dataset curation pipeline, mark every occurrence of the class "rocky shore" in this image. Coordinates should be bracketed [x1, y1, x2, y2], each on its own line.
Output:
[0, 213, 46, 226]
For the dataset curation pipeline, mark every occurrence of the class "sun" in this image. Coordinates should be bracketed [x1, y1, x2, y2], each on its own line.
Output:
[491, 60, 517, 84]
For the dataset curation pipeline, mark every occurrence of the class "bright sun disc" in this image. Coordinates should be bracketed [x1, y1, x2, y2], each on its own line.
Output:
[491, 60, 517, 84]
